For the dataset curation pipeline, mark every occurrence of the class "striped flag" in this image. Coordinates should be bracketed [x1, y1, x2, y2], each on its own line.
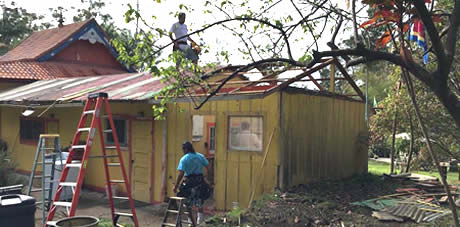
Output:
[409, 19, 429, 64]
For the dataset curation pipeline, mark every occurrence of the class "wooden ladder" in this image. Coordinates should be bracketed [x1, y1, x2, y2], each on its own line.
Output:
[161, 197, 195, 227]
[45, 92, 139, 227]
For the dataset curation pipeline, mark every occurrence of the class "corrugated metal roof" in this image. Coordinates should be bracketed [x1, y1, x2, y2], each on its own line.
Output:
[0, 72, 164, 103]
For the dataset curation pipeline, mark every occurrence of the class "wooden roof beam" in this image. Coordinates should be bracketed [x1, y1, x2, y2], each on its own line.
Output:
[265, 58, 334, 94]
[333, 58, 366, 101]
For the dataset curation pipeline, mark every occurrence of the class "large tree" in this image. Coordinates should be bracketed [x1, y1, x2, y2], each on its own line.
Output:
[122, 0, 459, 127]
[120, 0, 460, 223]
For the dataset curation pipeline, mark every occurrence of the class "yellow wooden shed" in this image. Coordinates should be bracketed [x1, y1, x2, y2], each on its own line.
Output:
[0, 59, 368, 211]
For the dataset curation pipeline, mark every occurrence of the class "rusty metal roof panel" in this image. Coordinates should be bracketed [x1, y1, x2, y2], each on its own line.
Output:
[0, 72, 164, 103]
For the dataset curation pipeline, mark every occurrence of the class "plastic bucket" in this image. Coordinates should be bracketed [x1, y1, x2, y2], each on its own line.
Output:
[55, 216, 99, 227]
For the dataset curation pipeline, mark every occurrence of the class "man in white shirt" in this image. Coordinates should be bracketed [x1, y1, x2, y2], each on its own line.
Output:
[169, 12, 199, 64]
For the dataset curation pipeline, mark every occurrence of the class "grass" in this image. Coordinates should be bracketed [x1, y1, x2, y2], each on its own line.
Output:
[368, 159, 460, 185]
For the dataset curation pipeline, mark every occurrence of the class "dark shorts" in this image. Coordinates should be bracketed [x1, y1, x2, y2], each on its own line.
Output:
[177, 174, 211, 208]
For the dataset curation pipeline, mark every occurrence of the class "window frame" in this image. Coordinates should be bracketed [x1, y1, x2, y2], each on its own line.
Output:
[19, 117, 54, 145]
[226, 114, 264, 153]
[104, 118, 129, 147]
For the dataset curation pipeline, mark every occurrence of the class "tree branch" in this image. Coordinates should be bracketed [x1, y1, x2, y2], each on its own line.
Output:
[195, 58, 305, 109]
[413, 0, 447, 74]
[312, 48, 432, 84]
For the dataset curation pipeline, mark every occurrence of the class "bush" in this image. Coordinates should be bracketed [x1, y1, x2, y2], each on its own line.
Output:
[0, 139, 27, 187]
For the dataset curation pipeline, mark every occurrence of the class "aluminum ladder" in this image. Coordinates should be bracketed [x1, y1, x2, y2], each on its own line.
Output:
[161, 197, 195, 227]
[45, 92, 139, 227]
[27, 134, 65, 226]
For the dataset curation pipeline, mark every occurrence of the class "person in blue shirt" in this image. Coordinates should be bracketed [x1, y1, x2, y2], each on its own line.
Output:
[173, 141, 210, 225]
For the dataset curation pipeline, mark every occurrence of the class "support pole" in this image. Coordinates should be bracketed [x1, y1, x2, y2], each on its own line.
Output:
[329, 63, 335, 92]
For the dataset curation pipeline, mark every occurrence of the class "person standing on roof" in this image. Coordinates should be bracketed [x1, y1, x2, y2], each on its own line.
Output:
[169, 12, 199, 64]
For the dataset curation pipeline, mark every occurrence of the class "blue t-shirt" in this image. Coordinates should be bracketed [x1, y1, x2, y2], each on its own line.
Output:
[177, 152, 209, 176]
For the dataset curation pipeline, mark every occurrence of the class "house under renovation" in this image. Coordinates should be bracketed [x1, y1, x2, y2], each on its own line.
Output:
[0, 56, 368, 211]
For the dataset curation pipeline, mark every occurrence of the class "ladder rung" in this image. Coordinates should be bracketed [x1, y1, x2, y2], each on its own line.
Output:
[101, 115, 109, 118]
[105, 146, 117, 149]
[169, 197, 186, 200]
[77, 128, 92, 132]
[33, 175, 52, 179]
[89, 155, 119, 159]
[103, 129, 112, 133]
[30, 188, 50, 192]
[113, 196, 129, 200]
[114, 212, 133, 217]
[60, 182, 77, 187]
[66, 163, 82, 168]
[83, 110, 95, 115]
[45, 153, 64, 157]
[110, 180, 125, 183]
[37, 161, 54, 165]
[162, 223, 176, 227]
[53, 201, 72, 207]
[167, 210, 190, 215]
[71, 145, 86, 150]
[108, 163, 121, 166]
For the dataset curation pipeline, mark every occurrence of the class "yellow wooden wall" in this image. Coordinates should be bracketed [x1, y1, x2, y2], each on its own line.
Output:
[0, 103, 163, 202]
[280, 91, 368, 188]
[165, 93, 281, 210]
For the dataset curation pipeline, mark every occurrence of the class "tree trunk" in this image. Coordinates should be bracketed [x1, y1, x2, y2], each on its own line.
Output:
[421, 74, 460, 128]
[405, 109, 415, 173]
[390, 81, 401, 174]
[390, 113, 398, 174]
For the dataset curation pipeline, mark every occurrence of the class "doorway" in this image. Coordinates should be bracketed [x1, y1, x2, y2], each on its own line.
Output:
[191, 115, 216, 185]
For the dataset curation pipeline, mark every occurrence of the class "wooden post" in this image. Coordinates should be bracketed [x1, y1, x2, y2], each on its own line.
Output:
[390, 81, 401, 174]
[329, 63, 335, 92]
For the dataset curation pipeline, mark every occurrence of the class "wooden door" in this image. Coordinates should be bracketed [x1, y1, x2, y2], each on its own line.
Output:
[131, 120, 152, 203]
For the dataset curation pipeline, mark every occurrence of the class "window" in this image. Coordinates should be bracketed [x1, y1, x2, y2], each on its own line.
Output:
[105, 119, 128, 146]
[20, 119, 44, 141]
[228, 116, 263, 152]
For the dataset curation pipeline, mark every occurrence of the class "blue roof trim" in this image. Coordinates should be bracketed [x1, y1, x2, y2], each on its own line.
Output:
[37, 20, 134, 72]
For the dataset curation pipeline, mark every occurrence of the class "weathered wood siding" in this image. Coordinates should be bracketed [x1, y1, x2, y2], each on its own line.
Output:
[166, 93, 281, 210]
[280, 91, 368, 188]
[0, 103, 160, 203]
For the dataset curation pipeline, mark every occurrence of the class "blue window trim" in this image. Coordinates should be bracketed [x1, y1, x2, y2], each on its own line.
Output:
[37, 21, 134, 72]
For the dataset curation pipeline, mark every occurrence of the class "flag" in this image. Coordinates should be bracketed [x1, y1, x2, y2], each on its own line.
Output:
[409, 19, 429, 64]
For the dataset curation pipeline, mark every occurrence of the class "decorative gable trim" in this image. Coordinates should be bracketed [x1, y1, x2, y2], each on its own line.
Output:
[37, 20, 133, 72]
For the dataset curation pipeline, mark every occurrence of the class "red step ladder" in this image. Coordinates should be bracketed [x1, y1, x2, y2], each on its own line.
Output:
[45, 93, 139, 227]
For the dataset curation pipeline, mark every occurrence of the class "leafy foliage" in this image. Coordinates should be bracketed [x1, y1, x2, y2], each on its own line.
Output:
[0, 1, 49, 55]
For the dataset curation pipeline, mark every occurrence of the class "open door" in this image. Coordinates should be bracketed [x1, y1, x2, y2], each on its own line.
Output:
[191, 115, 216, 185]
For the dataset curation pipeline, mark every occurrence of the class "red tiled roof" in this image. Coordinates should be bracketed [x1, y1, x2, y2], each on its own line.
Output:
[0, 20, 92, 61]
[0, 61, 126, 80]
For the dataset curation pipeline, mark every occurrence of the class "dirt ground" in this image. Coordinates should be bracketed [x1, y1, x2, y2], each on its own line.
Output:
[235, 174, 455, 227]
[32, 190, 165, 227]
[31, 189, 218, 227]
